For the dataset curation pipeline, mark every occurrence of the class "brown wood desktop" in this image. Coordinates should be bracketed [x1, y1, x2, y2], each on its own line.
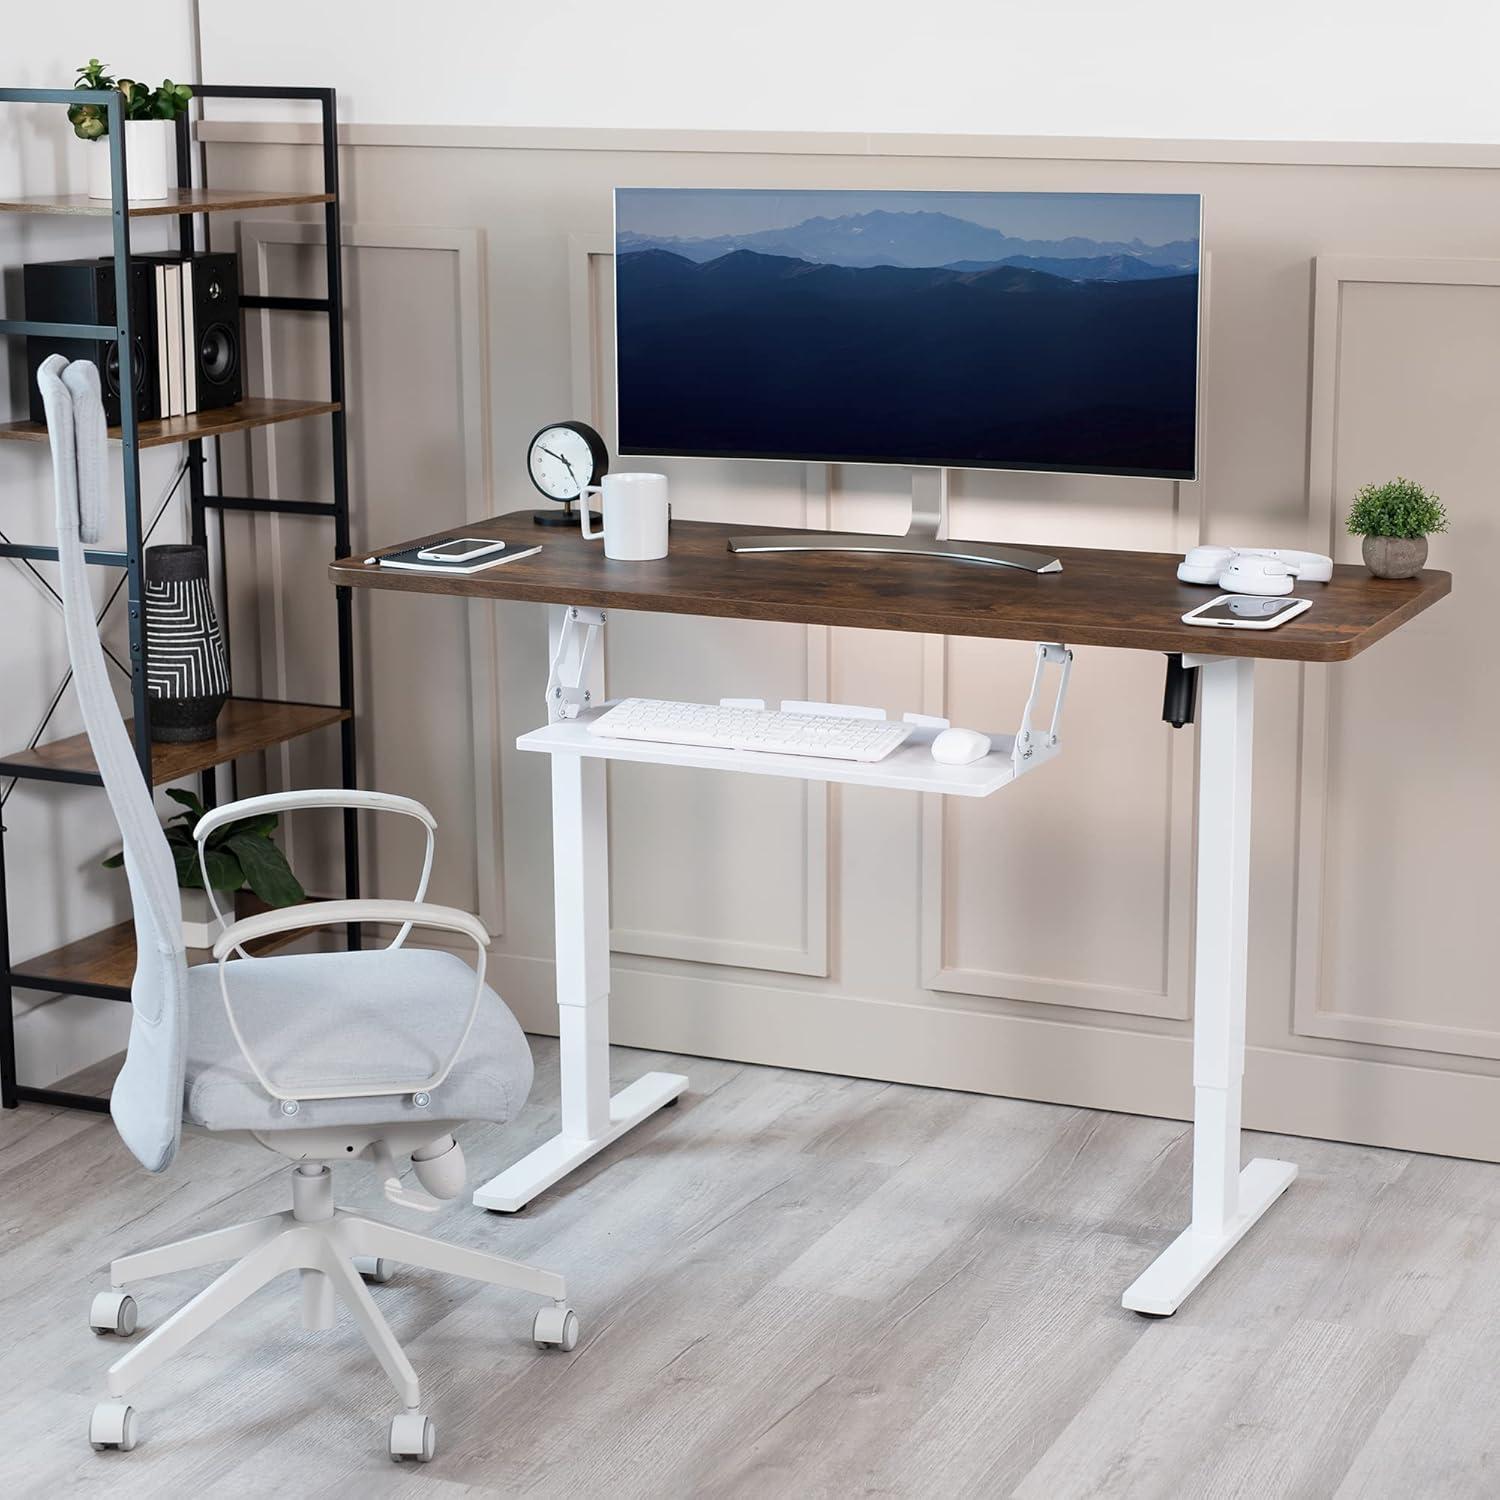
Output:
[330, 511, 1450, 1316]
[330, 512, 1448, 664]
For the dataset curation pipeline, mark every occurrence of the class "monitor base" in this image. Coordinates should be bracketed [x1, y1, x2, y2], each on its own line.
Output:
[728, 467, 1062, 573]
[727, 534, 1062, 573]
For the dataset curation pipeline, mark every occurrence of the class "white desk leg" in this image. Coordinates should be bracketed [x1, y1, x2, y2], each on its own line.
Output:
[472, 610, 687, 1213]
[1121, 656, 1296, 1315]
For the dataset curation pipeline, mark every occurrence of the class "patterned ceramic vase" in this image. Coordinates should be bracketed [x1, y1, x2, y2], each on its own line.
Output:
[144, 544, 229, 742]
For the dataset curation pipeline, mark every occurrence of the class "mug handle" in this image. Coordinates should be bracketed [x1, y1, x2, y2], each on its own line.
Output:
[578, 484, 603, 539]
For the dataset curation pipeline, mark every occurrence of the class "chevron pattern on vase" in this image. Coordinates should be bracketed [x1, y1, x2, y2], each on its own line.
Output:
[145, 574, 230, 700]
[142, 543, 230, 742]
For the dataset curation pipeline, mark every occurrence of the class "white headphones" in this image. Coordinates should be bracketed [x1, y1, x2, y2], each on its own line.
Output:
[1178, 545, 1334, 596]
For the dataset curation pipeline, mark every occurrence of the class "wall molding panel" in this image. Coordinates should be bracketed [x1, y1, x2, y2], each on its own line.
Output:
[1293, 255, 1500, 1061]
[239, 218, 505, 933]
[920, 635, 1195, 1021]
[197, 120, 1500, 172]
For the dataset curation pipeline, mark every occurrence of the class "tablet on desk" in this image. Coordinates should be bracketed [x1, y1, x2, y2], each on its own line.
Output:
[1182, 594, 1313, 630]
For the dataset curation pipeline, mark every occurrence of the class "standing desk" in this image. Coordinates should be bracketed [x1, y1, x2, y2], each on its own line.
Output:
[333, 514, 1450, 1315]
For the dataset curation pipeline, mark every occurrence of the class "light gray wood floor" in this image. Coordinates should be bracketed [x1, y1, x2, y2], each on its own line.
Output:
[3, 1039, 1498, 1498]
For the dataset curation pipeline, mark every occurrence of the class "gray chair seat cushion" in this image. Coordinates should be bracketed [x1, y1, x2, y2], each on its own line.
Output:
[183, 947, 533, 1133]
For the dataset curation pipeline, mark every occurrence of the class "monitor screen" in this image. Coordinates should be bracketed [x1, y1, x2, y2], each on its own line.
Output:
[614, 187, 1201, 480]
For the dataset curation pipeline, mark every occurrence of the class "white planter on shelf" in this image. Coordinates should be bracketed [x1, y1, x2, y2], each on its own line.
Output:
[86, 120, 173, 201]
[180, 887, 226, 950]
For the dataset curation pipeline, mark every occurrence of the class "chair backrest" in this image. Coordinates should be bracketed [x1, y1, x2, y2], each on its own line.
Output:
[38, 355, 188, 1172]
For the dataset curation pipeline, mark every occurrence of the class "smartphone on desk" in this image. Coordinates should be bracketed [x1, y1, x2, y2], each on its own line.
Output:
[416, 537, 509, 563]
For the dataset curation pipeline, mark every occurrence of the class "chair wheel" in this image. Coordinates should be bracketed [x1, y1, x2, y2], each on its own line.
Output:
[89, 1401, 139, 1452]
[533, 1304, 579, 1351]
[89, 1291, 138, 1337]
[389, 1412, 435, 1462]
[353, 1255, 393, 1284]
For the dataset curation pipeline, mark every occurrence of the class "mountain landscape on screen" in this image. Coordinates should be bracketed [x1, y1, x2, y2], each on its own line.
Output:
[615, 189, 1201, 476]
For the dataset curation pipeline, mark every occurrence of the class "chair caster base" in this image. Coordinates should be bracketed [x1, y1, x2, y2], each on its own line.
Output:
[533, 1304, 579, 1350]
[389, 1411, 435, 1462]
[89, 1401, 139, 1452]
[89, 1291, 138, 1337]
[353, 1255, 393, 1283]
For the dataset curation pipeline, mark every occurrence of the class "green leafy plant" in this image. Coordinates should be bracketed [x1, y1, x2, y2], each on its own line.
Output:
[68, 59, 192, 142]
[103, 788, 305, 907]
[1345, 476, 1449, 540]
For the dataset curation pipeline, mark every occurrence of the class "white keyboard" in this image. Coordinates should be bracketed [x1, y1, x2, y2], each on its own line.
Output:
[587, 698, 915, 763]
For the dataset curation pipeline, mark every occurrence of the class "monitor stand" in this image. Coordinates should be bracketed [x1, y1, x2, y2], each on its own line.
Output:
[726, 468, 1062, 573]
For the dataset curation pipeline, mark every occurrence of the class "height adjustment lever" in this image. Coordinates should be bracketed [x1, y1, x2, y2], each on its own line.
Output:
[1162, 653, 1199, 728]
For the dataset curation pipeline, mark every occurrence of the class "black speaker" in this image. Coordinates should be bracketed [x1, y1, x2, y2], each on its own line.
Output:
[24, 258, 160, 426]
[188, 252, 242, 409]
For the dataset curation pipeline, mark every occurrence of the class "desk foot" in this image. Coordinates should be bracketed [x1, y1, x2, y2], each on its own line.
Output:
[1121, 1157, 1297, 1317]
[471, 1071, 689, 1212]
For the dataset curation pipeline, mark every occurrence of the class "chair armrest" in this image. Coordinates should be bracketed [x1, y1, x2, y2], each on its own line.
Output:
[211, 898, 490, 1106]
[212, 898, 486, 959]
[194, 789, 436, 843]
[192, 791, 439, 951]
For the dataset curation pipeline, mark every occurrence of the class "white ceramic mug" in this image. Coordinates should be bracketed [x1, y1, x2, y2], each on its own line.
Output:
[579, 472, 670, 560]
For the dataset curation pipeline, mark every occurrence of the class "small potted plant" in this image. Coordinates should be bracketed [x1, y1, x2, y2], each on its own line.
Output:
[1346, 476, 1448, 580]
[69, 58, 192, 202]
[104, 788, 305, 949]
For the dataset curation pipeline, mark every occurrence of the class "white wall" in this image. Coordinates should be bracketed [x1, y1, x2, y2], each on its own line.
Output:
[1, 6, 197, 1084]
[197, 0, 1500, 143]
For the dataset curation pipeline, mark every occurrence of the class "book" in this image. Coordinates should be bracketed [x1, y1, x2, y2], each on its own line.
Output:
[371, 539, 542, 575]
[163, 262, 184, 417]
[153, 265, 170, 416]
[181, 258, 197, 413]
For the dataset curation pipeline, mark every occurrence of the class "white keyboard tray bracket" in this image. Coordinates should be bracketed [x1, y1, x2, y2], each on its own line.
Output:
[545, 605, 607, 721]
[1010, 641, 1073, 781]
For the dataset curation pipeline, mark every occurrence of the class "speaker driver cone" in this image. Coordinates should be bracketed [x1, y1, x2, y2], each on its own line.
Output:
[105, 338, 148, 399]
[199, 323, 239, 386]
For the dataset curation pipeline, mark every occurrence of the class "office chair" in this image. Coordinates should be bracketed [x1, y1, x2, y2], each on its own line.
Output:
[37, 356, 578, 1465]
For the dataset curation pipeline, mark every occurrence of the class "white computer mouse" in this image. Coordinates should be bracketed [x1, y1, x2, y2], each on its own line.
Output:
[930, 727, 992, 765]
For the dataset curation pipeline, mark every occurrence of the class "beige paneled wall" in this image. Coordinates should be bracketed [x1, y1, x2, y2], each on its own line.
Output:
[200, 127, 1499, 1160]
[1295, 261, 1500, 1072]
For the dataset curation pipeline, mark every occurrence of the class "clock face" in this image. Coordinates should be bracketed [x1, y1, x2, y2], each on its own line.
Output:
[528, 423, 603, 501]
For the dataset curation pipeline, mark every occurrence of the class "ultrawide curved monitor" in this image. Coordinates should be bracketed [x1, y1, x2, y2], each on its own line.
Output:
[614, 187, 1201, 481]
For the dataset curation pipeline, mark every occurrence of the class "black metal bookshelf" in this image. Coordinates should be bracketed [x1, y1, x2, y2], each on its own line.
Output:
[0, 84, 361, 1113]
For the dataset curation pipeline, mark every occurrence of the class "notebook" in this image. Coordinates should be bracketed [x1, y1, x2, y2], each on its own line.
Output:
[369, 539, 542, 574]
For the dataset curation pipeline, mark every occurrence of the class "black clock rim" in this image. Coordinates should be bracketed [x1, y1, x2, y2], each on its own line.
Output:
[526, 419, 610, 503]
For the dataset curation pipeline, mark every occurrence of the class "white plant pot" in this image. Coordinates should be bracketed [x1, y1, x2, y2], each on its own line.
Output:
[86, 119, 173, 201]
[180, 887, 226, 950]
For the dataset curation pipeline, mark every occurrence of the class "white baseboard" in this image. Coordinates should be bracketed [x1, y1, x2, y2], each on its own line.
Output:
[490, 950, 1500, 1164]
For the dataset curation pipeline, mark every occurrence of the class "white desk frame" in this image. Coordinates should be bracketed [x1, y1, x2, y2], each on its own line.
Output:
[471, 612, 1295, 1318]
[1120, 653, 1296, 1315]
[472, 607, 690, 1212]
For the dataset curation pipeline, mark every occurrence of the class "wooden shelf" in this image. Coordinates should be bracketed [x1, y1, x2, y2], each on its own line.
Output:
[0, 696, 349, 786]
[0, 396, 338, 449]
[12, 894, 332, 993]
[0, 186, 333, 219]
